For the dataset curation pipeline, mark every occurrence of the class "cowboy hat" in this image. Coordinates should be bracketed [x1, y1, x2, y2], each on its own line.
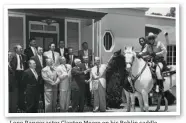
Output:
[147, 32, 157, 39]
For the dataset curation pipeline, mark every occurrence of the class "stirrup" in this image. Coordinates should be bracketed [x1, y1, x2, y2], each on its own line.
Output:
[155, 85, 159, 93]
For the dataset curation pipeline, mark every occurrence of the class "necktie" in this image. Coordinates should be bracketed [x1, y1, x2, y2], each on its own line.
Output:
[86, 63, 88, 69]
[39, 55, 43, 67]
[97, 65, 99, 76]
[52, 51, 55, 62]
[33, 69, 38, 80]
[64, 64, 68, 71]
[34, 47, 37, 56]
[19, 55, 23, 69]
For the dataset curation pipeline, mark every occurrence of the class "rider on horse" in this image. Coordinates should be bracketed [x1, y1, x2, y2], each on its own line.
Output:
[137, 32, 167, 93]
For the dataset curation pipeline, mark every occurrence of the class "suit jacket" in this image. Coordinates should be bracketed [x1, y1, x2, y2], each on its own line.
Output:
[78, 49, 92, 63]
[83, 63, 93, 80]
[10, 53, 26, 71]
[30, 55, 46, 75]
[41, 66, 58, 91]
[24, 47, 36, 61]
[8, 65, 17, 92]
[71, 64, 86, 91]
[43, 51, 60, 67]
[66, 54, 78, 67]
[55, 48, 68, 59]
[22, 68, 39, 91]
[90, 64, 107, 90]
[56, 64, 72, 91]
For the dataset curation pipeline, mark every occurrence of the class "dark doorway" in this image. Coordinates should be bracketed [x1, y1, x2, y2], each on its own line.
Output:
[30, 32, 57, 51]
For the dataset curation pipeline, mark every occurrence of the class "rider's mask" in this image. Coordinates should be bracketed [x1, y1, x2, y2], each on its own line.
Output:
[148, 37, 155, 45]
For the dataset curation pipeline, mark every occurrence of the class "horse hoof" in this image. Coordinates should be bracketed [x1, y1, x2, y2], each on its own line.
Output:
[126, 109, 130, 112]
[164, 108, 168, 112]
[155, 108, 160, 112]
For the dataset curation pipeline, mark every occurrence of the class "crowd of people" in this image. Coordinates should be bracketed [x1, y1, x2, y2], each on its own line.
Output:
[8, 39, 107, 113]
[8, 32, 169, 113]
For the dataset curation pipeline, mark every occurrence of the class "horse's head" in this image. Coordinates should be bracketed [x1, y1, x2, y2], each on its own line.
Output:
[106, 49, 126, 82]
[123, 46, 136, 71]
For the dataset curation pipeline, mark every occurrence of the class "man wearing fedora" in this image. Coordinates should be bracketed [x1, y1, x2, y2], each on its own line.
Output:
[137, 32, 167, 93]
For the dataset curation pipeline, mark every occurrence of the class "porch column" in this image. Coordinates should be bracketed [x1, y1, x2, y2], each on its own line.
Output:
[96, 21, 99, 57]
[99, 20, 102, 63]
[92, 19, 95, 65]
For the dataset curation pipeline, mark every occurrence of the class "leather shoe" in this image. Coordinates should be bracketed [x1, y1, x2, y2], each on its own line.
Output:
[93, 107, 99, 112]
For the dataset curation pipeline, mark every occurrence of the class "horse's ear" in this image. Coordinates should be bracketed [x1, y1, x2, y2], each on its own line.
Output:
[125, 47, 127, 50]
[119, 49, 121, 54]
[132, 46, 134, 51]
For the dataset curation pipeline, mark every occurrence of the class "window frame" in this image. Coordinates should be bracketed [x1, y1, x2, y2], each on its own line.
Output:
[102, 30, 115, 52]
[167, 45, 176, 65]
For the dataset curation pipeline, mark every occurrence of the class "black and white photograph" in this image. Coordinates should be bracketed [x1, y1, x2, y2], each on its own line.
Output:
[5, 5, 179, 116]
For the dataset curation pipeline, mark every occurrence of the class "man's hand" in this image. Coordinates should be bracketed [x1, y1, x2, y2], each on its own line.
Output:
[136, 54, 142, 58]
[84, 69, 91, 74]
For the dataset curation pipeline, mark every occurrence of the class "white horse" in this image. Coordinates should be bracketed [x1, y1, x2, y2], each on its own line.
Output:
[123, 47, 176, 112]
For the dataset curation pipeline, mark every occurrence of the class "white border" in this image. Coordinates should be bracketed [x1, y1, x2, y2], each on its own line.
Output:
[4, 4, 180, 117]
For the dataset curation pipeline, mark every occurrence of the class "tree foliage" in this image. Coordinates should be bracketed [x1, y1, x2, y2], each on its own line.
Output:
[166, 7, 176, 17]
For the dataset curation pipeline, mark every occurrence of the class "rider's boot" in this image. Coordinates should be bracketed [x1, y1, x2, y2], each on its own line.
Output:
[159, 79, 164, 93]
[162, 60, 170, 71]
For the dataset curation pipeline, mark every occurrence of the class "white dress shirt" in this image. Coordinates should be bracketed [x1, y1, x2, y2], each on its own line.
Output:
[60, 48, 64, 56]
[85, 63, 89, 69]
[37, 54, 43, 67]
[16, 54, 24, 70]
[31, 46, 37, 56]
[84, 50, 88, 56]
[30, 68, 38, 80]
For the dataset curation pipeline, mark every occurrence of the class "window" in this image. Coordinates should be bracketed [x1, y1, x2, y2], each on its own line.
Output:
[167, 45, 176, 65]
[103, 31, 114, 51]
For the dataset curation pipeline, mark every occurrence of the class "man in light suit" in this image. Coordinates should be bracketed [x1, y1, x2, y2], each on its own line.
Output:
[41, 58, 59, 112]
[43, 42, 60, 67]
[56, 57, 72, 112]
[78, 42, 92, 63]
[90, 57, 107, 112]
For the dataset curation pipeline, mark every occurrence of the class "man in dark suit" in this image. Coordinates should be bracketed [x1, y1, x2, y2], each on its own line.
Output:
[30, 46, 46, 110]
[71, 58, 91, 112]
[8, 52, 18, 113]
[24, 38, 37, 63]
[78, 42, 92, 63]
[82, 56, 93, 107]
[22, 59, 40, 113]
[55, 40, 68, 59]
[10, 45, 26, 111]
[66, 47, 77, 67]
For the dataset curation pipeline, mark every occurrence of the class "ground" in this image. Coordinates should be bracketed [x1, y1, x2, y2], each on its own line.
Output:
[106, 104, 176, 112]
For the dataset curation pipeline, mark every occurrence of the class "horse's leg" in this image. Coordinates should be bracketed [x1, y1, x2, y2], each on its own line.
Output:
[130, 93, 135, 112]
[155, 93, 162, 112]
[124, 89, 131, 112]
[136, 92, 144, 112]
[164, 94, 168, 112]
[141, 89, 149, 112]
